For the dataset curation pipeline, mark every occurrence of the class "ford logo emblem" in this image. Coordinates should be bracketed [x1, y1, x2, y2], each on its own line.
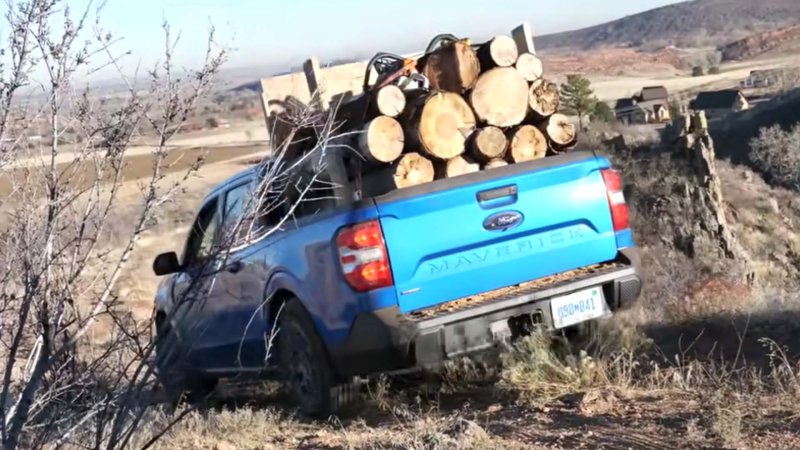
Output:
[483, 211, 524, 232]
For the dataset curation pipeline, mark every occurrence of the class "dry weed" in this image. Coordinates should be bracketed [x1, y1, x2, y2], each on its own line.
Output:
[440, 356, 498, 394]
[128, 407, 289, 450]
[501, 331, 609, 403]
[366, 375, 394, 412]
[709, 391, 745, 449]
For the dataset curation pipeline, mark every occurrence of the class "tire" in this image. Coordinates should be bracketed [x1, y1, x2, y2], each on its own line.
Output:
[154, 314, 218, 403]
[277, 299, 357, 417]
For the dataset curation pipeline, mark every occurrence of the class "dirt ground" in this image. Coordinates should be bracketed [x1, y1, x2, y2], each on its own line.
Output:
[585, 53, 800, 101]
[144, 308, 800, 450]
[0, 144, 266, 197]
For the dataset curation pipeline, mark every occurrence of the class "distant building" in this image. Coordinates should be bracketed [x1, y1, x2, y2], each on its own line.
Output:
[690, 89, 750, 119]
[741, 70, 779, 89]
[614, 86, 671, 125]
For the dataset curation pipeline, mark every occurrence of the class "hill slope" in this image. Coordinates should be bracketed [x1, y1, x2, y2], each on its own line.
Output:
[538, 0, 800, 50]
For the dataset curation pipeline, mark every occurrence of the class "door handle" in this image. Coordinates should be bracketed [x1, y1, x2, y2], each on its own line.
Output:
[225, 261, 243, 274]
[477, 184, 518, 209]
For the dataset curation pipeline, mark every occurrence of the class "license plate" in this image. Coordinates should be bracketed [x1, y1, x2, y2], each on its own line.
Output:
[550, 287, 610, 329]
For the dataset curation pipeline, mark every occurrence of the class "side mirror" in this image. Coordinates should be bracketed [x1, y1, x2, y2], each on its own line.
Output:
[153, 252, 181, 276]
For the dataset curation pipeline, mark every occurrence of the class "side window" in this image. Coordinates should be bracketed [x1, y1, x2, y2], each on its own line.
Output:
[221, 181, 269, 245]
[289, 167, 338, 219]
[182, 198, 220, 266]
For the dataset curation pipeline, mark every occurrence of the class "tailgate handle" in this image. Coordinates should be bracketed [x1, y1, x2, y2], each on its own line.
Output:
[477, 185, 518, 208]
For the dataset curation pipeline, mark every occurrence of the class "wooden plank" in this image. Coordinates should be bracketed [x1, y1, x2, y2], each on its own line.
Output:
[303, 56, 328, 110]
[511, 22, 536, 55]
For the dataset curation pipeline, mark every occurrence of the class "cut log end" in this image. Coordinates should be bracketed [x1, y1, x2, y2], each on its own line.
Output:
[358, 116, 404, 163]
[418, 40, 481, 93]
[483, 158, 509, 169]
[469, 67, 529, 128]
[394, 152, 435, 188]
[528, 78, 560, 119]
[438, 155, 480, 179]
[410, 92, 476, 160]
[508, 125, 548, 163]
[374, 84, 406, 118]
[543, 113, 577, 152]
[470, 126, 507, 161]
[478, 35, 519, 69]
[515, 53, 543, 82]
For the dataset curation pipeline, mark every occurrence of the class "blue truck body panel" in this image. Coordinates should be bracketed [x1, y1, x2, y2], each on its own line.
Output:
[377, 154, 617, 313]
[260, 205, 383, 346]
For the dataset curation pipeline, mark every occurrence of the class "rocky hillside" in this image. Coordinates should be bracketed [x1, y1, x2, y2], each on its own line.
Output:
[720, 24, 800, 61]
[538, 0, 800, 50]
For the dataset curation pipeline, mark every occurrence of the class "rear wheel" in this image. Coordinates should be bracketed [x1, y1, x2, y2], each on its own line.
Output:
[154, 314, 218, 403]
[277, 300, 357, 417]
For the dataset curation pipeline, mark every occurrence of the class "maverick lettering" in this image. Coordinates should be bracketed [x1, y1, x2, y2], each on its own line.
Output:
[426, 228, 586, 276]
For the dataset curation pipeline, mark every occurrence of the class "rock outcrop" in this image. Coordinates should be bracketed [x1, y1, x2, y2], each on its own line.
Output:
[720, 24, 800, 61]
[656, 112, 757, 285]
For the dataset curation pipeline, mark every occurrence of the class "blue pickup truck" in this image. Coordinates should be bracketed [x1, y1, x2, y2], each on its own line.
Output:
[150, 150, 642, 416]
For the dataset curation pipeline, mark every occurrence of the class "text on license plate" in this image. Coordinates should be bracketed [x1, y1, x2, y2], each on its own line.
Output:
[550, 287, 610, 329]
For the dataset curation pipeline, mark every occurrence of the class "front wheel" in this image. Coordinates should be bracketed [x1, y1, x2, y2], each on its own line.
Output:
[277, 300, 357, 417]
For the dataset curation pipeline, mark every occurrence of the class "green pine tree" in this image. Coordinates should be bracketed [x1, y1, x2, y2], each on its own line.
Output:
[591, 100, 616, 123]
[560, 74, 596, 129]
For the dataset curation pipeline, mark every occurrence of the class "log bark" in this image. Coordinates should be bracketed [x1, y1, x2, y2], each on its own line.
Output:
[469, 126, 507, 162]
[417, 40, 481, 93]
[515, 53, 543, 82]
[483, 158, 509, 169]
[358, 116, 405, 163]
[541, 113, 577, 152]
[477, 35, 519, 69]
[507, 125, 548, 163]
[402, 91, 476, 160]
[371, 84, 406, 118]
[528, 78, 560, 120]
[436, 155, 480, 179]
[469, 67, 529, 127]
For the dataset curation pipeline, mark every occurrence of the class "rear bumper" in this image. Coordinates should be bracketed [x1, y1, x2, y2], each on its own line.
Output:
[329, 249, 643, 378]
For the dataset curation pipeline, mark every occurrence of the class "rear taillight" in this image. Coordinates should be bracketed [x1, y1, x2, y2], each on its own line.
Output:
[601, 169, 630, 232]
[336, 220, 393, 292]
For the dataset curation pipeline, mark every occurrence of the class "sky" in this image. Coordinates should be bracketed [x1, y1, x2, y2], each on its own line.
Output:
[50, 0, 685, 77]
[93, 0, 685, 73]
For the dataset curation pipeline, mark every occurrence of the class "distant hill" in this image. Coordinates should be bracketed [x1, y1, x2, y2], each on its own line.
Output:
[538, 0, 800, 51]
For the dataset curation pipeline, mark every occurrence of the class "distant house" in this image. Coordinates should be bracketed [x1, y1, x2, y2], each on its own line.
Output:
[637, 86, 669, 103]
[690, 89, 750, 119]
[614, 86, 671, 125]
[741, 69, 779, 89]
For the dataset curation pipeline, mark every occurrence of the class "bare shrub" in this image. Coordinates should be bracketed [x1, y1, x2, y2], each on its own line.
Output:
[749, 124, 800, 191]
[0, 1, 231, 447]
[0, 0, 357, 448]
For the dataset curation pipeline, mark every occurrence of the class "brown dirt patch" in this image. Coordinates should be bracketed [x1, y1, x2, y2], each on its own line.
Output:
[0, 144, 265, 197]
[542, 47, 684, 77]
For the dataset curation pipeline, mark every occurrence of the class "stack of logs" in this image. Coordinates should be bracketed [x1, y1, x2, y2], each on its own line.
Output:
[317, 31, 575, 195]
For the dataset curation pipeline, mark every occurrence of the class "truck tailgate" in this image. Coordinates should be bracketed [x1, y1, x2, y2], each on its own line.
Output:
[375, 152, 618, 314]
